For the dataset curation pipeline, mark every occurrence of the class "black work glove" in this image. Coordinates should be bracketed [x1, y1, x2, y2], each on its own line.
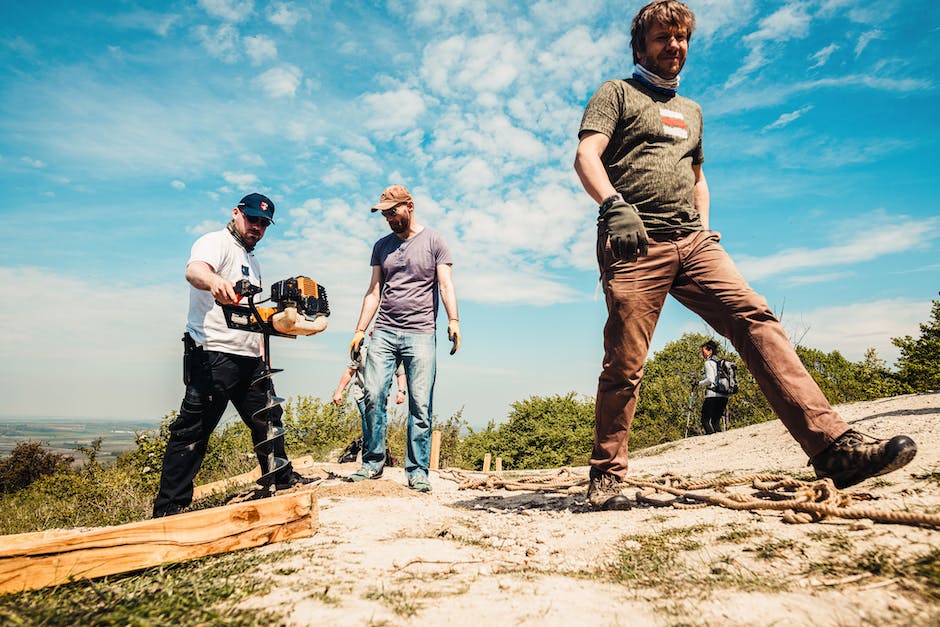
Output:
[601, 195, 649, 262]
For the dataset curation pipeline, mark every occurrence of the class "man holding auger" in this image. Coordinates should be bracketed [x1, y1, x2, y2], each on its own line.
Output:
[152, 193, 313, 517]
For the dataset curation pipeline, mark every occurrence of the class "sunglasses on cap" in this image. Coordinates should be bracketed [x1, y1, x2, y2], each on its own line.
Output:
[240, 210, 271, 227]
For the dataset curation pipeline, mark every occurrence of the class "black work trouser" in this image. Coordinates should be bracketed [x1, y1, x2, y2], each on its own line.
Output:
[700, 396, 729, 435]
[152, 348, 291, 516]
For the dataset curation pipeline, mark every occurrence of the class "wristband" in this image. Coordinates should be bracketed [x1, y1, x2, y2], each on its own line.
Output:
[599, 193, 625, 214]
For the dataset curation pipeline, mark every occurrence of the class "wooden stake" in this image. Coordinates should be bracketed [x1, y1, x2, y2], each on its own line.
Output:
[429, 430, 442, 470]
[0, 491, 317, 595]
[482, 453, 491, 473]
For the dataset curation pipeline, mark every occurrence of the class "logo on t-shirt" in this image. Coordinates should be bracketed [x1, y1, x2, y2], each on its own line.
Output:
[241, 265, 250, 277]
[659, 108, 688, 140]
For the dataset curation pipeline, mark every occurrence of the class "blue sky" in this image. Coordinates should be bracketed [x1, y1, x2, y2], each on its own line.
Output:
[2, 0, 938, 428]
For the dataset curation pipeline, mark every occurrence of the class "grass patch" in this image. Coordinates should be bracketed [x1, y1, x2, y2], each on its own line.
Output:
[912, 549, 940, 600]
[752, 538, 806, 561]
[716, 524, 764, 543]
[0, 548, 292, 625]
[609, 524, 780, 596]
[364, 586, 420, 617]
[912, 467, 940, 486]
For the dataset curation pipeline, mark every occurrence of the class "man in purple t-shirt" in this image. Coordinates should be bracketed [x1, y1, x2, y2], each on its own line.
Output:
[347, 184, 460, 492]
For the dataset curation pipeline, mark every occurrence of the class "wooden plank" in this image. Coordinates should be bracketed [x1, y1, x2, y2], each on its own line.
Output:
[192, 467, 262, 500]
[429, 430, 441, 470]
[191, 456, 317, 500]
[0, 491, 317, 595]
[482, 453, 491, 473]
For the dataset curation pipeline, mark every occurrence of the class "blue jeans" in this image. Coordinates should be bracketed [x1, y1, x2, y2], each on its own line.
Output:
[362, 328, 436, 480]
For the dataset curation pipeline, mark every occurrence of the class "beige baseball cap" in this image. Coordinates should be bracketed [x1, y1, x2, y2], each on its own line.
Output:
[371, 184, 413, 212]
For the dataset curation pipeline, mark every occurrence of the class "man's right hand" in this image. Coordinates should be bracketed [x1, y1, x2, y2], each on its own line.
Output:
[602, 196, 649, 262]
[210, 275, 238, 305]
[349, 329, 366, 361]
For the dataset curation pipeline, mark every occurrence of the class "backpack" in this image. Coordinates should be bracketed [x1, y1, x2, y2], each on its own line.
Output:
[714, 358, 739, 395]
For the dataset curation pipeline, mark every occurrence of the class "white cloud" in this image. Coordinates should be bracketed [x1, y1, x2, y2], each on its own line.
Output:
[171, 179, 186, 190]
[360, 88, 427, 132]
[690, 0, 757, 43]
[0, 267, 185, 419]
[736, 213, 940, 281]
[243, 34, 277, 65]
[267, 2, 309, 30]
[788, 298, 933, 363]
[111, 11, 180, 36]
[199, 0, 254, 23]
[809, 43, 839, 69]
[400, 0, 492, 29]
[239, 153, 266, 166]
[222, 171, 260, 189]
[194, 23, 240, 61]
[764, 104, 813, 130]
[728, 2, 812, 87]
[256, 65, 302, 97]
[705, 73, 931, 117]
[187, 218, 224, 235]
[421, 34, 528, 98]
[855, 30, 883, 57]
[335, 149, 382, 175]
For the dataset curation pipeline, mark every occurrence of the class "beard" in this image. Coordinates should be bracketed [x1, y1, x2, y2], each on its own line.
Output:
[388, 214, 410, 233]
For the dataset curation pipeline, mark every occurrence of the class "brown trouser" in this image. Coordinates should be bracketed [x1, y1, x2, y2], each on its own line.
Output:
[593, 229, 850, 478]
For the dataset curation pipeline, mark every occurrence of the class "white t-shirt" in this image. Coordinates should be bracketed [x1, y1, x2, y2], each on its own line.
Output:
[185, 228, 263, 357]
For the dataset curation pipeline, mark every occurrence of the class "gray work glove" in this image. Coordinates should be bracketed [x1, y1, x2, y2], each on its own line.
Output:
[601, 194, 649, 262]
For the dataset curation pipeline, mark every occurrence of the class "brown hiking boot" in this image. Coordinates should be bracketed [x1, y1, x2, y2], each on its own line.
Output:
[810, 430, 917, 489]
[588, 468, 632, 511]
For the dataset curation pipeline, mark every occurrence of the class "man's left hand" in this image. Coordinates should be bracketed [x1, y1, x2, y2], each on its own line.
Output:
[447, 319, 461, 355]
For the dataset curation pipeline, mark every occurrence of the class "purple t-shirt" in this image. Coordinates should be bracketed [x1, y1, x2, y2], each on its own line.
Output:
[371, 228, 452, 333]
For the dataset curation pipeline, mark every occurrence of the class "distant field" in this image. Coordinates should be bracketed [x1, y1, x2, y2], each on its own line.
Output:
[0, 417, 160, 462]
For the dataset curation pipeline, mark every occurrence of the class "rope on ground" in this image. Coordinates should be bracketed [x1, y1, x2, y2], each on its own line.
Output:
[436, 467, 940, 529]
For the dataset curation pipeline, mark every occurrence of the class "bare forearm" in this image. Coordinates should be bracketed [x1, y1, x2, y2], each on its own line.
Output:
[574, 133, 617, 204]
[355, 293, 379, 332]
[693, 167, 710, 230]
[185, 261, 236, 304]
[440, 280, 458, 322]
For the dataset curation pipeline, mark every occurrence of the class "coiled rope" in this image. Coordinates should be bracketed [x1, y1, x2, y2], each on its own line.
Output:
[436, 468, 940, 528]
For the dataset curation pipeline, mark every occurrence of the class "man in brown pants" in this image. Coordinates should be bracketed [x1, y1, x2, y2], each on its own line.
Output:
[573, 0, 917, 510]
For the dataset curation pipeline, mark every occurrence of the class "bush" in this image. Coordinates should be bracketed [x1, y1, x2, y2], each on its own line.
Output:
[456, 393, 594, 470]
[0, 442, 74, 495]
[893, 300, 940, 392]
[282, 395, 360, 460]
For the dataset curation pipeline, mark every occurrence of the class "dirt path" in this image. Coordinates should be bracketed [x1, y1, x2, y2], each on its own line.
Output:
[245, 392, 940, 625]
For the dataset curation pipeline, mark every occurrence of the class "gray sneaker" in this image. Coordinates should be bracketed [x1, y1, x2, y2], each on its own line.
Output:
[348, 466, 383, 482]
[409, 475, 432, 493]
[588, 468, 632, 510]
[810, 430, 917, 489]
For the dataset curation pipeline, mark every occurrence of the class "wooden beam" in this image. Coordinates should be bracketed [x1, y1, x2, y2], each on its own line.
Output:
[0, 491, 317, 595]
[192, 455, 317, 500]
[429, 430, 441, 470]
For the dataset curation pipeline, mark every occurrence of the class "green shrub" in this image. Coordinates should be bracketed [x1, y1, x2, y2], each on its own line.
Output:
[0, 441, 74, 495]
[893, 300, 940, 392]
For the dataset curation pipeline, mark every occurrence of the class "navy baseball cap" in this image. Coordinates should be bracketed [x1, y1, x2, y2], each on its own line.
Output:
[237, 193, 276, 224]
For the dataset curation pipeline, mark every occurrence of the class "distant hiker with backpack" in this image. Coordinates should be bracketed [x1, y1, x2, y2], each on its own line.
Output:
[697, 340, 730, 435]
[574, 0, 917, 511]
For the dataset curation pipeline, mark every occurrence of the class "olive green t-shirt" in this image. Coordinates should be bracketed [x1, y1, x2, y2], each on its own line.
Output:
[579, 78, 704, 234]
